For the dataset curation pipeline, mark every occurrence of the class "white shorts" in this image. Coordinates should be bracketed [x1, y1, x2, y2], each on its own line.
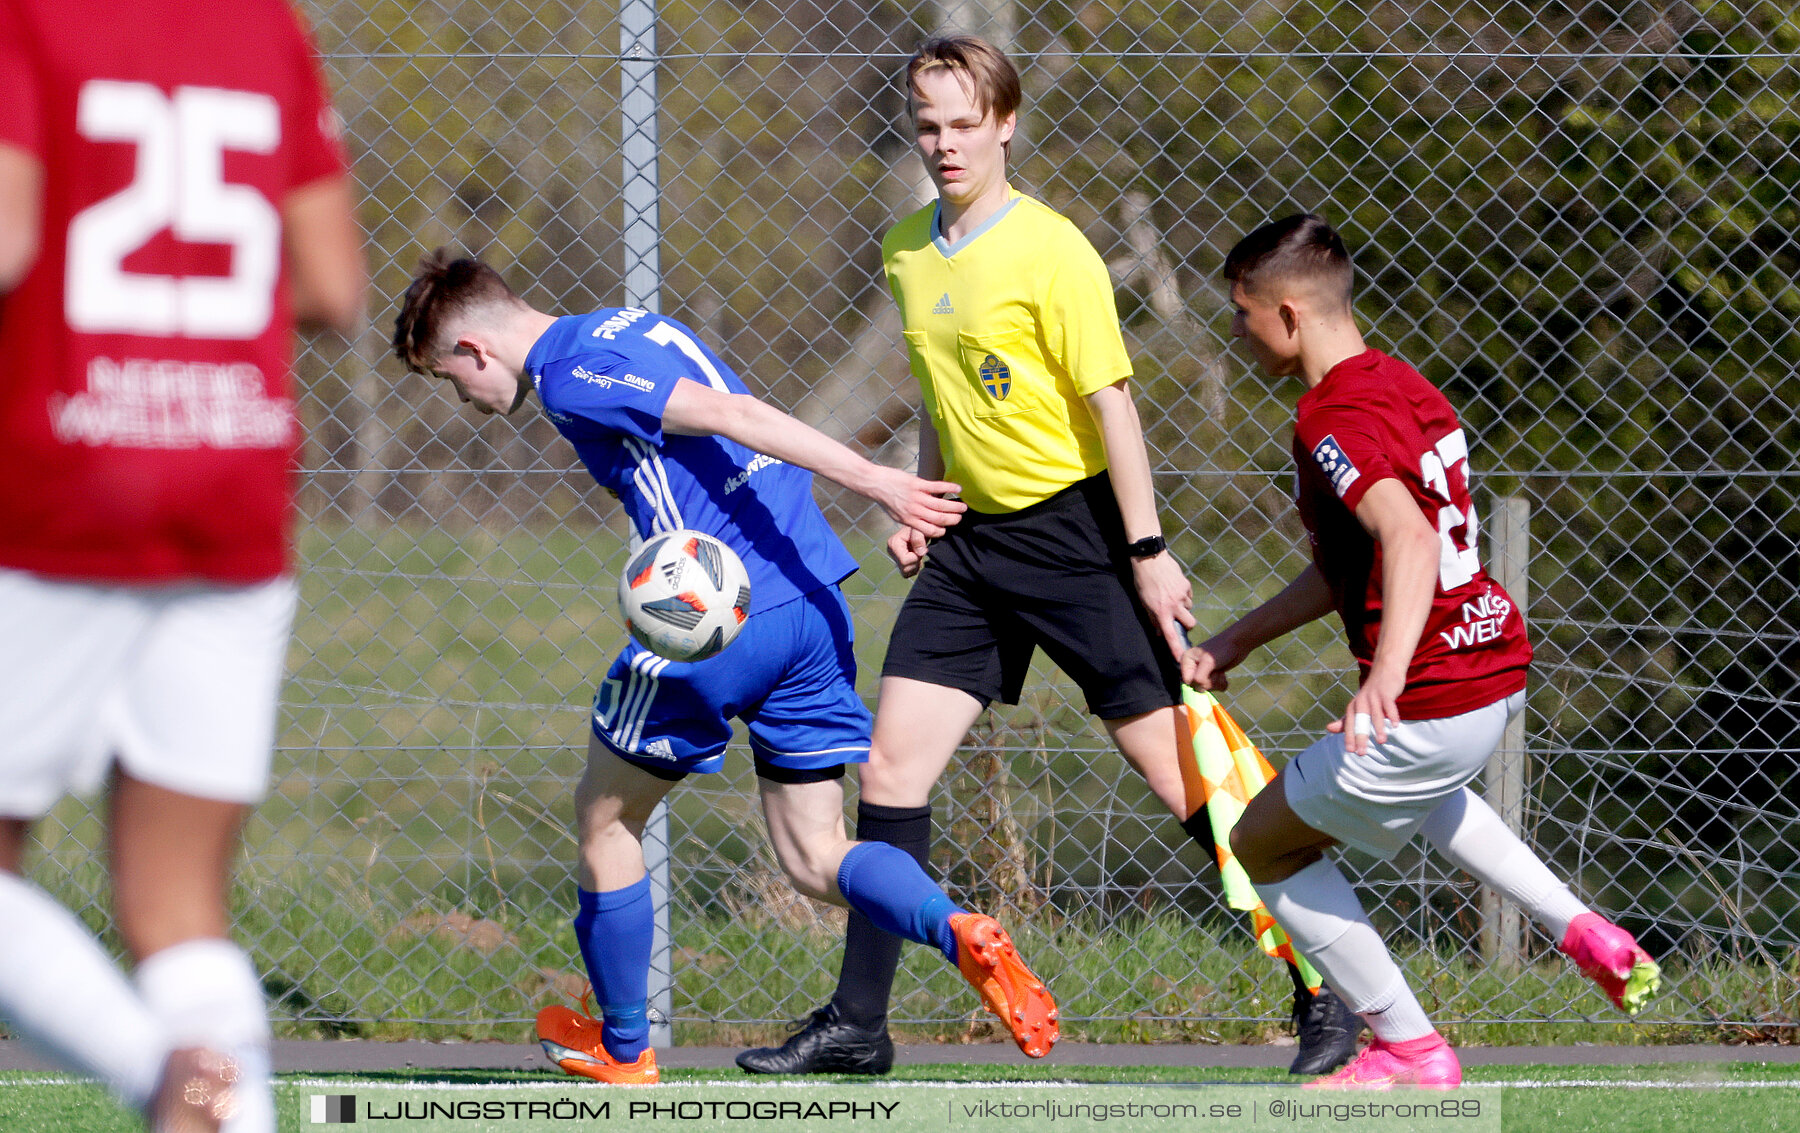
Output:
[0, 568, 297, 817]
[1283, 690, 1525, 860]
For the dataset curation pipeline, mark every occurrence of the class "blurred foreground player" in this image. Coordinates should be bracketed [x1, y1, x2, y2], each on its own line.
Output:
[392, 250, 1057, 1083]
[0, 0, 365, 1129]
[1186, 213, 1660, 1089]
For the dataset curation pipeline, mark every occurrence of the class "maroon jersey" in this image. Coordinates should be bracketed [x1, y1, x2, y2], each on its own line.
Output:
[0, 0, 347, 583]
[1293, 348, 1531, 719]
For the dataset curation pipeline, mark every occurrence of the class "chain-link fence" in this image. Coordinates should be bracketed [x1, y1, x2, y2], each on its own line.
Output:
[31, 0, 1799, 1040]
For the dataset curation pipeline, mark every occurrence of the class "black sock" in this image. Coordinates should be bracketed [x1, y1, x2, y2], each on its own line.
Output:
[829, 801, 932, 1031]
[1286, 952, 1312, 1002]
[1180, 805, 1312, 1001]
[1178, 804, 1213, 848]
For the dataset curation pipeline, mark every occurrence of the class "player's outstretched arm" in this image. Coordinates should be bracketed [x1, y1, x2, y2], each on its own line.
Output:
[1083, 380, 1195, 657]
[0, 142, 42, 293]
[1329, 478, 1439, 754]
[1182, 564, 1335, 691]
[662, 378, 965, 538]
[284, 175, 367, 334]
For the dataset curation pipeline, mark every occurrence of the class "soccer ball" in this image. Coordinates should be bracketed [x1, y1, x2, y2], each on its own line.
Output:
[618, 529, 751, 662]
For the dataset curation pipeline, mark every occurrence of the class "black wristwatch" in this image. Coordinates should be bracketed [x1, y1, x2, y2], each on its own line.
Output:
[1124, 534, 1167, 560]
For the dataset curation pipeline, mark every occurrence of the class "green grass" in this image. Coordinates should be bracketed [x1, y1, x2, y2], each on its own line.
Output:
[12, 851, 1794, 1048]
[12, 520, 1796, 1048]
[5, 1062, 1798, 1133]
[222, 887, 1799, 1047]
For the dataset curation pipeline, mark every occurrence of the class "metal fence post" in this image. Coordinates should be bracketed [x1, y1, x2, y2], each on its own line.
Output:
[620, 0, 672, 1049]
[1481, 495, 1531, 969]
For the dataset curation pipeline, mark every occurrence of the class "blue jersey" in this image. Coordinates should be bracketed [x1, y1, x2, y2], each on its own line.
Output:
[526, 308, 857, 613]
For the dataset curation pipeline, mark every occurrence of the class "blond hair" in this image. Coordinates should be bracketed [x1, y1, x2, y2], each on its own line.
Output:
[906, 35, 1022, 157]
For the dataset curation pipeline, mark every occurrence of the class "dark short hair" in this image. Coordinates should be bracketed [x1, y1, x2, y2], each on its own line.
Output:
[906, 35, 1022, 149]
[391, 248, 521, 373]
[1222, 213, 1353, 307]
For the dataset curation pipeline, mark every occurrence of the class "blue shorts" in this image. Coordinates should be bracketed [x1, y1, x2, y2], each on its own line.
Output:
[590, 585, 872, 777]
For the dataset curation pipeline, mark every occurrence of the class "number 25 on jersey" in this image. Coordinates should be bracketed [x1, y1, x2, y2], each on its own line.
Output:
[67, 81, 281, 340]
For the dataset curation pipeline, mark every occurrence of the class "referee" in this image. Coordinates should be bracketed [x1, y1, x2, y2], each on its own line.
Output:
[738, 34, 1362, 1078]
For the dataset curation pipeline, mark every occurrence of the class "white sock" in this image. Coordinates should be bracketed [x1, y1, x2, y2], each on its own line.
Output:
[135, 938, 274, 1133]
[1351, 972, 1437, 1042]
[1420, 788, 1590, 940]
[0, 872, 169, 1107]
[1256, 858, 1437, 1043]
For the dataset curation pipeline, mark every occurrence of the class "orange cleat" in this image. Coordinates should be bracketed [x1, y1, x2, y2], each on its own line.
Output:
[536, 1002, 659, 1084]
[949, 912, 1058, 1058]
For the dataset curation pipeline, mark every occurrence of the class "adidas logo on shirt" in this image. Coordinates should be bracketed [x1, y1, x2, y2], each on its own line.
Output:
[932, 292, 955, 315]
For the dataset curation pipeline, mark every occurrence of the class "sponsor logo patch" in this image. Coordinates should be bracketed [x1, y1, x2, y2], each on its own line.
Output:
[1310, 434, 1361, 497]
[570, 365, 656, 393]
[723, 452, 782, 494]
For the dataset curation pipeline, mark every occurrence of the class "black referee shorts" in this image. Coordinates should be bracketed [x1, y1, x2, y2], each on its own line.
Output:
[881, 472, 1183, 719]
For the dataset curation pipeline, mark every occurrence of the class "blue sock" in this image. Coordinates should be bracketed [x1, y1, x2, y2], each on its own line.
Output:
[837, 842, 963, 964]
[572, 878, 653, 1061]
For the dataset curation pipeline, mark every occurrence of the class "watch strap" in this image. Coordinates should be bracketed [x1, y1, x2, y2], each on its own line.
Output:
[1124, 534, 1167, 559]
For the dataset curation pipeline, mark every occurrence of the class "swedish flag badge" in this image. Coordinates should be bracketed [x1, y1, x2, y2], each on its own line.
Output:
[979, 354, 1011, 401]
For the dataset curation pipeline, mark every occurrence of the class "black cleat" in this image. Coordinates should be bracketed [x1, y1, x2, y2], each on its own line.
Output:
[1289, 986, 1367, 1076]
[736, 1004, 895, 1075]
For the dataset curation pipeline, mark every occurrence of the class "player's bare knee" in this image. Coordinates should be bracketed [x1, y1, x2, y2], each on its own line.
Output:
[1242, 844, 1322, 887]
[771, 838, 838, 903]
[575, 806, 651, 874]
[1228, 823, 1250, 860]
[1230, 823, 1275, 878]
[858, 752, 928, 808]
[777, 862, 834, 904]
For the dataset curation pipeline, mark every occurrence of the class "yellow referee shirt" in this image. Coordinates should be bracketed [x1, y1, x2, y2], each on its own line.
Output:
[882, 191, 1132, 513]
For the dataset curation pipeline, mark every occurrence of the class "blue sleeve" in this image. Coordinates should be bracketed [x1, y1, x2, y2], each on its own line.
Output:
[536, 349, 687, 446]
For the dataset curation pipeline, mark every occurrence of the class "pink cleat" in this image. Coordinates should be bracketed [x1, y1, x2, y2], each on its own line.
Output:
[1559, 912, 1661, 1016]
[1305, 1034, 1461, 1090]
